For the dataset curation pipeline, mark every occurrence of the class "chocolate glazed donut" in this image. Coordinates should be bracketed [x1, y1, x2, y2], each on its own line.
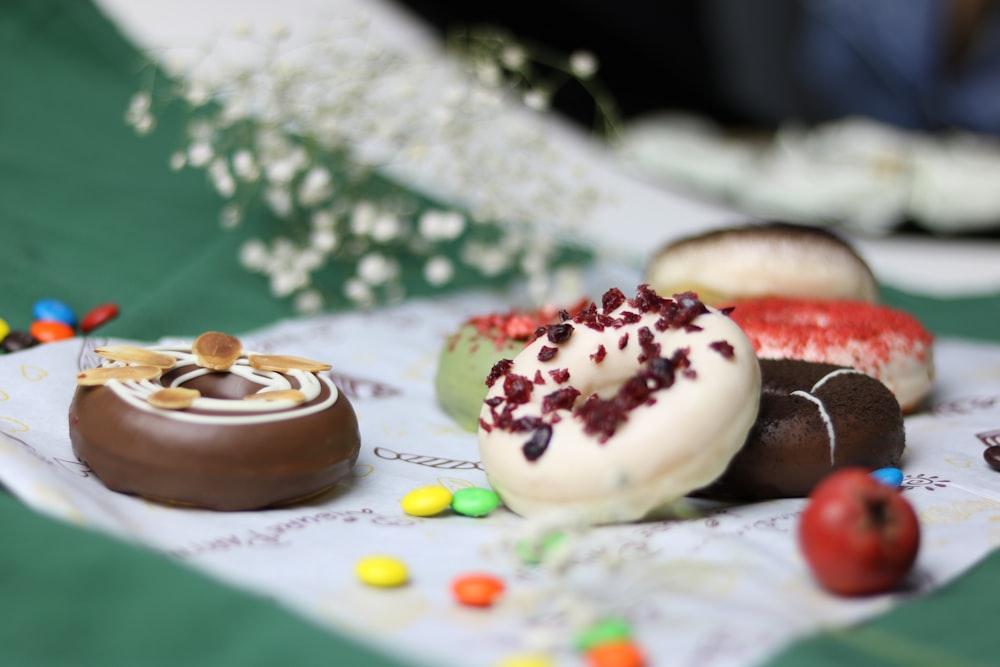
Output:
[69, 337, 361, 511]
[700, 359, 905, 500]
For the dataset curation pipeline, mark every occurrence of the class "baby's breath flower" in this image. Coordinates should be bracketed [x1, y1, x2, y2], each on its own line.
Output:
[357, 252, 397, 285]
[424, 255, 454, 286]
[294, 288, 324, 314]
[232, 149, 259, 180]
[169, 151, 186, 171]
[128, 18, 606, 309]
[187, 142, 213, 167]
[522, 89, 549, 111]
[298, 166, 333, 206]
[418, 210, 465, 240]
[569, 50, 599, 79]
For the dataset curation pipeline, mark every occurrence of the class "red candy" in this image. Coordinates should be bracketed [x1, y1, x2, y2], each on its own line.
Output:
[450, 573, 505, 607]
[80, 303, 120, 333]
[30, 320, 75, 343]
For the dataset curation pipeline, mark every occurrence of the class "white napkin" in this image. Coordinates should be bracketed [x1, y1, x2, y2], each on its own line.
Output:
[3, 294, 1000, 667]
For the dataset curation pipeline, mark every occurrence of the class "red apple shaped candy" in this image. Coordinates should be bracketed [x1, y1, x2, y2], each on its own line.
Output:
[799, 467, 920, 596]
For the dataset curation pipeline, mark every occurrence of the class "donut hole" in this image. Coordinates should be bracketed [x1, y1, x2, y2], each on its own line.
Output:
[163, 370, 280, 400]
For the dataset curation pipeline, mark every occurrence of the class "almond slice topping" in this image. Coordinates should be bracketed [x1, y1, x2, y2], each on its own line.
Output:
[147, 387, 201, 410]
[192, 332, 242, 370]
[77, 365, 162, 386]
[244, 389, 307, 404]
[94, 345, 176, 370]
[248, 354, 332, 373]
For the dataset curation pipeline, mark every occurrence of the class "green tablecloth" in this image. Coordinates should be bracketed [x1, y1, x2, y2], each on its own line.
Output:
[3, 1, 1000, 665]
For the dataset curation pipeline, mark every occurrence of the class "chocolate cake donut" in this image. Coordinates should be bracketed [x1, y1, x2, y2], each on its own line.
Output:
[69, 332, 361, 510]
[646, 222, 878, 305]
[700, 359, 905, 500]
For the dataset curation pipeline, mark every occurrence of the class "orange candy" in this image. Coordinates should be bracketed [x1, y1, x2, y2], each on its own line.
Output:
[450, 572, 505, 607]
[30, 320, 75, 343]
[585, 641, 646, 667]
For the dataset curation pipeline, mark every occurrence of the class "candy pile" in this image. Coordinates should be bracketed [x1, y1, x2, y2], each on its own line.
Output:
[1, 299, 119, 353]
[357, 484, 650, 666]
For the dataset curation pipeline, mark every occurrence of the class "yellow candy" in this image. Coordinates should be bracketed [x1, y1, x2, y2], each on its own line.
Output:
[494, 653, 556, 667]
[355, 555, 409, 588]
[0, 317, 9, 342]
[401, 485, 453, 517]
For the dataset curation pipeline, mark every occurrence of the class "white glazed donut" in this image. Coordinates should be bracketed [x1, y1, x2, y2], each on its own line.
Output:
[646, 222, 878, 305]
[477, 286, 761, 524]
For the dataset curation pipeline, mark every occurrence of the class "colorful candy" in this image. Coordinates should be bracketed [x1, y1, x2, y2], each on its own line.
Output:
[871, 467, 904, 488]
[80, 303, 120, 333]
[32, 298, 78, 328]
[355, 555, 409, 588]
[1, 331, 38, 353]
[29, 320, 75, 343]
[494, 653, 555, 667]
[451, 572, 505, 607]
[584, 640, 646, 667]
[451, 487, 501, 517]
[0, 317, 9, 343]
[984, 446, 1000, 472]
[574, 617, 633, 652]
[401, 485, 453, 517]
[516, 531, 567, 565]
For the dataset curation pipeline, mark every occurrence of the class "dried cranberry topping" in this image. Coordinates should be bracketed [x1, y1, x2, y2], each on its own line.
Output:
[620, 311, 641, 324]
[590, 344, 607, 363]
[479, 418, 493, 433]
[548, 368, 571, 383]
[542, 386, 581, 414]
[484, 396, 503, 408]
[629, 284, 665, 313]
[546, 322, 574, 344]
[601, 287, 627, 314]
[573, 303, 605, 332]
[538, 346, 558, 362]
[533, 370, 545, 384]
[503, 373, 534, 404]
[618, 332, 629, 350]
[709, 340, 735, 359]
[485, 358, 513, 387]
[522, 424, 553, 461]
[637, 326, 661, 363]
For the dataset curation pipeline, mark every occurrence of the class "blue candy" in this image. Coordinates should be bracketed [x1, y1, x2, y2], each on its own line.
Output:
[871, 467, 904, 489]
[33, 298, 77, 328]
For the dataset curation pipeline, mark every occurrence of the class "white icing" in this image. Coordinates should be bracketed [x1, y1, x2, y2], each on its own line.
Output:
[790, 390, 836, 466]
[477, 296, 762, 524]
[99, 345, 339, 425]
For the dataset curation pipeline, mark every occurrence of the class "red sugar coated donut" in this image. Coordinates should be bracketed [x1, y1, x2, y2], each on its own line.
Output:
[727, 297, 934, 412]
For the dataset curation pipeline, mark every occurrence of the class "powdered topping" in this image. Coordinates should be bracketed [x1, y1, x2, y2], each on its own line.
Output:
[460, 299, 589, 351]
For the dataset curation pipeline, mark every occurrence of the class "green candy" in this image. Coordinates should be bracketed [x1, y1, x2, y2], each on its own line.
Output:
[515, 531, 567, 565]
[451, 487, 501, 517]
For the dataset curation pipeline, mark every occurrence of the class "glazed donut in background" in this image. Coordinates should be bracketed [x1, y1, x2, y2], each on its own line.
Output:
[69, 332, 361, 511]
[699, 359, 905, 501]
[478, 286, 761, 524]
[435, 300, 587, 432]
[727, 297, 934, 412]
[645, 222, 878, 305]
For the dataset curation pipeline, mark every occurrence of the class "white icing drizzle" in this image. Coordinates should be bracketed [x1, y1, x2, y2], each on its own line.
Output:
[99, 345, 339, 425]
[792, 368, 866, 466]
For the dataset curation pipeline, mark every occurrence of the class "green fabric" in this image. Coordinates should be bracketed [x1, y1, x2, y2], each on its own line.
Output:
[2, 1, 1000, 666]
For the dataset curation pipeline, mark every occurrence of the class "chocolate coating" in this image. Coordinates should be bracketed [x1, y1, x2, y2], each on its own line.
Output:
[69, 370, 361, 511]
[700, 359, 905, 500]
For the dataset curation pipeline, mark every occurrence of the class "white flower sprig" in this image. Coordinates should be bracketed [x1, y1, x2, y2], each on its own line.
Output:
[126, 16, 611, 312]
